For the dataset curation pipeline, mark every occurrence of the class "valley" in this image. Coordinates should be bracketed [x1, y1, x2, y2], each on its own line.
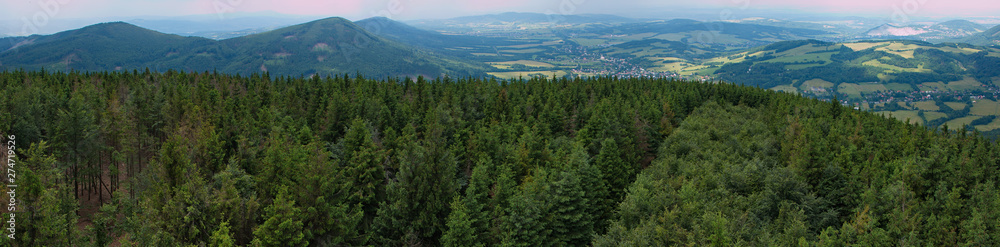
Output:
[4, 13, 1000, 135]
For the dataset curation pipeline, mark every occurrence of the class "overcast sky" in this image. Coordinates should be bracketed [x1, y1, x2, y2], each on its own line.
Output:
[3, 0, 1000, 35]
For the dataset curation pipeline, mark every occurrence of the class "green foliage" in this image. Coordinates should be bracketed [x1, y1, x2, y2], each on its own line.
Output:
[253, 188, 307, 247]
[0, 69, 996, 246]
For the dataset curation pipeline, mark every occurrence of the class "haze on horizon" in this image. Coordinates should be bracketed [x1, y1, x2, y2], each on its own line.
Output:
[3, 0, 1000, 35]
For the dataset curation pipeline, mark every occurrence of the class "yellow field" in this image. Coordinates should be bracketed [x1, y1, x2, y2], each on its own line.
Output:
[844, 42, 883, 51]
[970, 99, 1000, 116]
[936, 46, 982, 55]
[488, 70, 567, 79]
[875, 42, 923, 58]
[912, 101, 940, 111]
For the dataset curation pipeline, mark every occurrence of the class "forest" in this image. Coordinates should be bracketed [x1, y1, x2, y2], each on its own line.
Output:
[0, 69, 998, 246]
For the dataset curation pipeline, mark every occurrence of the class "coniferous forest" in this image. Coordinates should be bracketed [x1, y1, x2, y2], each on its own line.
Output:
[0, 69, 998, 246]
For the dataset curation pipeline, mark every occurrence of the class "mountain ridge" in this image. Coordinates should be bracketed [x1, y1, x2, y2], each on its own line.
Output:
[0, 18, 489, 77]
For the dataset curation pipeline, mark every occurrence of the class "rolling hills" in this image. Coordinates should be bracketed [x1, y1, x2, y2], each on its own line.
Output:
[0, 18, 490, 78]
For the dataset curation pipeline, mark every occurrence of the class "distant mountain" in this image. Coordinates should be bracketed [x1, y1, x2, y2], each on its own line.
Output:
[964, 24, 1000, 46]
[866, 24, 929, 37]
[865, 20, 986, 40]
[447, 12, 636, 24]
[0, 18, 489, 77]
[0, 22, 215, 71]
[930, 20, 986, 36]
[409, 12, 638, 29]
[216, 17, 488, 77]
[128, 17, 307, 36]
[586, 19, 832, 45]
[355, 17, 524, 53]
[706, 39, 1000, 91]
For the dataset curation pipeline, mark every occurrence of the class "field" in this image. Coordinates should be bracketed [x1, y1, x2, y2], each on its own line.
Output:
[970, 99, 1000, 116]
[488, 70, 568, 79]
[770, 85, 798, 93]
[946, 115, 983, 128]
[861, 59, 930, 73]
[499, 48, 546, 54]
[912, 100, 940, 111]
[844, 42, 883, 51]
[923, 112, 948, 122]
[944, 77, 984, 91]
[878, 110, 922, 125]
[945, 102, 968, 111]
[975, 117, 1000, 132]
[799, 79, 835, 92]
[838, 83, 888, 98]
[488, 60, 556, 69]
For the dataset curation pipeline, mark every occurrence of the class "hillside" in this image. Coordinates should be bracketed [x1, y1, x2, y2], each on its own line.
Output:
[864, 20, 987, 40]
[409, 12, 638, 29]
[964, 24, 1000, 46]
[2, 70, 998, 246]
[355, 17, 524, 54]
[216, 17, 489, 77]
[0, 22, 216, 71]
[0, 18, 490, 77]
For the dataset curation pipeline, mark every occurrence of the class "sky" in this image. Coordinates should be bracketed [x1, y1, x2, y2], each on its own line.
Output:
[3, 0, 1000, 35]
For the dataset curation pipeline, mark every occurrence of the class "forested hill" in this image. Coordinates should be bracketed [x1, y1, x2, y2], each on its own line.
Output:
[0, 18, 489, 78]
[1, 70, 998, 246]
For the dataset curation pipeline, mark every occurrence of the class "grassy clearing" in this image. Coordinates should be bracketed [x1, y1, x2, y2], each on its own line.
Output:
[500, 43, 543, 49]
[885, 83, 915, 91]
[878, 110, 922, 125]
[875, 42, 923, 58]
[919, 82, 950, 91]
[861, 59, 930, 73]
[488, 70, 567, 79]
[924, 112, 948, 122]
[770, 85, 798, 93]
[499, 48, 546, 54]
[945, 77, 984, 91]
[571, 38, 607, 46]
[844, 42, 885, 51]
[945, 102, 968, 111]
[975, 117, 1000, 132]
[488, 60, 556, 69]
[838, 83, 887, 98]
[934, 46, 981, 55]
[651, 33, 687, 41]
[970, 99, 1000, 116]
[764, 52, 834, 64]
[945, 115, 983, 128]
[912, 101, 940, 111]
[801, 79, 834, 89]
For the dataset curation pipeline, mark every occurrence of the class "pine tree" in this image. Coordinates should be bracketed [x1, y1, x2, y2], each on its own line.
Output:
[253, 187, 307, 247]
[442, 195, 483, 247]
